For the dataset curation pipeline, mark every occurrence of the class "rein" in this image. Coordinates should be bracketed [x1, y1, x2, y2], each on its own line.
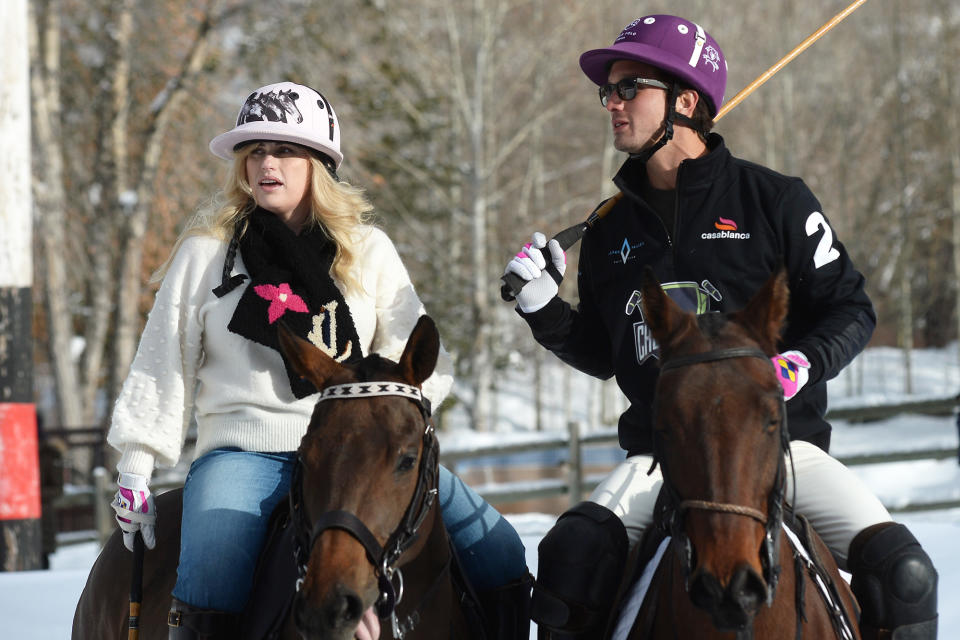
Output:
[289, 381, 439, 639]
[655, 346, 792, 607]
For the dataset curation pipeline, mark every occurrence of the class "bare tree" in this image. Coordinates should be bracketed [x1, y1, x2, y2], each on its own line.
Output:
[31, 0, 960, 438]
[890, 0, 915, 392]
[270, 0, 599, 429]
[110, 0, 226, 402]
[30, 0, 258, 433]
[937, 0, 960, 368]
[29, 0, 83, 427]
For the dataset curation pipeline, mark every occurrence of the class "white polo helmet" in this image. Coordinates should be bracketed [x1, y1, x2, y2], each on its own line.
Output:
[209, 81, 343, 168]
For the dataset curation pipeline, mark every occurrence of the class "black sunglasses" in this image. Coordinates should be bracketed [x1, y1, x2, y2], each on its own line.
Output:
[599, 77, 669, 107]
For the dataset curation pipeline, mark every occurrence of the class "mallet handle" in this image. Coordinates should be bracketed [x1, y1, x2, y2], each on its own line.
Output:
[128, 532, 144, 640]
[716, 0, 870, 121]
[500, 195, 620, 301]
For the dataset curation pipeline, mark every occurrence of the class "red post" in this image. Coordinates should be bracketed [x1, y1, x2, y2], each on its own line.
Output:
[0, 0, 43, 571]
[0, 404, 41, 521]
[0, 309, 43, 571]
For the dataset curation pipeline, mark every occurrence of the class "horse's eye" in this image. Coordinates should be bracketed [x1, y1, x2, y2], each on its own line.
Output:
[765, 416, 780, 434]
[396, 450, 418, 473]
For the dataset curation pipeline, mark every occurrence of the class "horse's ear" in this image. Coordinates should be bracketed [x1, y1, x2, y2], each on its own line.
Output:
[729, 268, 789, 355]
[398, 315, 439, 387]
[277, 321, 343, 389]
[639, 266, 697, 352]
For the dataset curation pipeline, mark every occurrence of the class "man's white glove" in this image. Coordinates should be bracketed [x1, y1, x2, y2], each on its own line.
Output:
[504, 232, 566, 313]
[111, 472, 157, 551]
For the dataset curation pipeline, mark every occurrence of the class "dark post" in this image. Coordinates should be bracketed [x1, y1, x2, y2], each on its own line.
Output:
[567, 420, 583, 507]
[0, 0, 43, 571]
[955, 405, 960, 466]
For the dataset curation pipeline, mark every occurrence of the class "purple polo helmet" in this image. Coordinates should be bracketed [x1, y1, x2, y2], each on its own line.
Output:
[579, 15, 727, 117]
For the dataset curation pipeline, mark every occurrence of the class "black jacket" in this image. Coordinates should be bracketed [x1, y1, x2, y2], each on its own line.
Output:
[520, 134, 875, 456]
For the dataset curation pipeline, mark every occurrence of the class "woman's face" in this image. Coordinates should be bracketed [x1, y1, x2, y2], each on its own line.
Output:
[245, 141, 313, 232]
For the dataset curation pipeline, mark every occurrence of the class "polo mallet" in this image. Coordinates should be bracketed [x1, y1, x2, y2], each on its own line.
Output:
[129, 531, 144, 640]
[500, 0, 870, 301]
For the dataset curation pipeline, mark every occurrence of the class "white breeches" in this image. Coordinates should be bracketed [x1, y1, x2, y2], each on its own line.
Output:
[588, 440, 891, 570]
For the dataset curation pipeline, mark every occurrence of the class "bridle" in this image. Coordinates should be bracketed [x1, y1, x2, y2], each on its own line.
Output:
[289, 381, 439, 637]
[653, 346, 794, 606]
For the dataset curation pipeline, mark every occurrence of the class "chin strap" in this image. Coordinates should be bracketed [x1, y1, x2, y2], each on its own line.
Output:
[630, 82, 706, 164]
[212, 217, 249, 298]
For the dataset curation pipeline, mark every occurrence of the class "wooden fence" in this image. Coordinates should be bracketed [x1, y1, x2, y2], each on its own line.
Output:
[442, 419, 960, 511]
[51, 394, 960, 546]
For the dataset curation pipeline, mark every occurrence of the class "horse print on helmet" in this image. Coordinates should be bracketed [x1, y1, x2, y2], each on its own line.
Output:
[209, 82, 345, 167]
[236, 88, 304, 126]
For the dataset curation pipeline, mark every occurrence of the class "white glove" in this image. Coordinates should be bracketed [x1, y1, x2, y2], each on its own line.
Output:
[771, 350, 811, 401]
[504, 232, 566, 313]
[111, 472, 157, 551]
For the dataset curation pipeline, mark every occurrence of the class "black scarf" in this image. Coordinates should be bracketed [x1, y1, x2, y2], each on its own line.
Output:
[218, 207, 362, 398]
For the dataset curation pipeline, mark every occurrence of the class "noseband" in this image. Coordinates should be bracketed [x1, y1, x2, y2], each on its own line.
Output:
[289, 381, 439, 632]
[655, 347, 792, 606]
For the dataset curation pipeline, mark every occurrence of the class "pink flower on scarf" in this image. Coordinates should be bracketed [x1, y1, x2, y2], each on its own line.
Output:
[254, 283, 309, 324]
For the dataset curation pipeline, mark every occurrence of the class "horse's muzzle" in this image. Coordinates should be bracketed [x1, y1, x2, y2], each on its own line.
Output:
[688, 564, 767, 633]
[293, 585, 365, 640]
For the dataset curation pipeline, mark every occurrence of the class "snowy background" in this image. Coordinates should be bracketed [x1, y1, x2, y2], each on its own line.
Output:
[2, 344, 959, 638]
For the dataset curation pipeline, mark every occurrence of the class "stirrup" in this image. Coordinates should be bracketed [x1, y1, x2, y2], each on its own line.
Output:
[167, 598, 239, 640]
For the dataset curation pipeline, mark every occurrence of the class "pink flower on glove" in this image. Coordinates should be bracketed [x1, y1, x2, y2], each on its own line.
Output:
[254, 283, 309, 324]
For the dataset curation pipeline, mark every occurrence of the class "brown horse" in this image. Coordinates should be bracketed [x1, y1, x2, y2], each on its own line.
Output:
[616, 268, 861, 640]
[73, 315, 474, 640]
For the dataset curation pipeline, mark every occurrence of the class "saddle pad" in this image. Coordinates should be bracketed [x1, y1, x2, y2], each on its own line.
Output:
[610, 537, 670, 640]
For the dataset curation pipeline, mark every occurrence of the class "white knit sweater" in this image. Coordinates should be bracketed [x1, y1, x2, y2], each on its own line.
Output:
[107, 227, 454, 479]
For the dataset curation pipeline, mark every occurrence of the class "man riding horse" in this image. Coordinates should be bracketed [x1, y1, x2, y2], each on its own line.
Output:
[504, 13, 938, 640]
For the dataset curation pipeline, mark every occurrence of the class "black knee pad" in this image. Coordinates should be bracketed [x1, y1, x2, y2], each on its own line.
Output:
[848, 523, 938, 635]
[531, 502, 628, 636]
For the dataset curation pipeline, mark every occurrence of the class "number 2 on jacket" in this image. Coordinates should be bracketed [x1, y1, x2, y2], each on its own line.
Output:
[806, 211, 841, 269]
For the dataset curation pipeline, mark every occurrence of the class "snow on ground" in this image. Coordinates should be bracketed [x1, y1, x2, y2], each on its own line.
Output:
[3, 345, 959, 638]
[2, 506, 957, 639]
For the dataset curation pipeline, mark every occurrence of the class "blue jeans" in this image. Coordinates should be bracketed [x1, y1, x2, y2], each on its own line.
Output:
[172, 449, 527, 612]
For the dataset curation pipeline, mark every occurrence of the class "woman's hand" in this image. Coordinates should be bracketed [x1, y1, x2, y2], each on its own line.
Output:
[354, 606, 380, 640]
[111, 472, 156, 551]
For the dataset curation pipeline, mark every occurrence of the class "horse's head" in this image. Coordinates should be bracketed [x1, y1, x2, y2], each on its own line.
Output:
[278, 315, 441, 640]
[640, 267, 790, 633]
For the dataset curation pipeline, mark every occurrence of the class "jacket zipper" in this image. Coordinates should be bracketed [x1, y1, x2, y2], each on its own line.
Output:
[671, 162, 686, 259]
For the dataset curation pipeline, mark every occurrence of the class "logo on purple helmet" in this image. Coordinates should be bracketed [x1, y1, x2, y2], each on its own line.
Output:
[614, 18, 644, 43]
[702, 46, 721, 73]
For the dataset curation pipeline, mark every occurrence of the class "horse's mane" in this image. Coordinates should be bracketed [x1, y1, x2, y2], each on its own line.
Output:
[695, 311, 728, 338]
[351, 353, 400, 382]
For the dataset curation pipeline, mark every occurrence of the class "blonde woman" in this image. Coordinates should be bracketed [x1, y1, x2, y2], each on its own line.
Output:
[107, 82, 530, 640]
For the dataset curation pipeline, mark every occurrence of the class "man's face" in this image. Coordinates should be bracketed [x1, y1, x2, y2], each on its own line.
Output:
[604, 60, 669, 154]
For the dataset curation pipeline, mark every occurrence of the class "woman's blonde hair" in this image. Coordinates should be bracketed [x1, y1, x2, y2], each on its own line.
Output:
[154, 144, 374, 294]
